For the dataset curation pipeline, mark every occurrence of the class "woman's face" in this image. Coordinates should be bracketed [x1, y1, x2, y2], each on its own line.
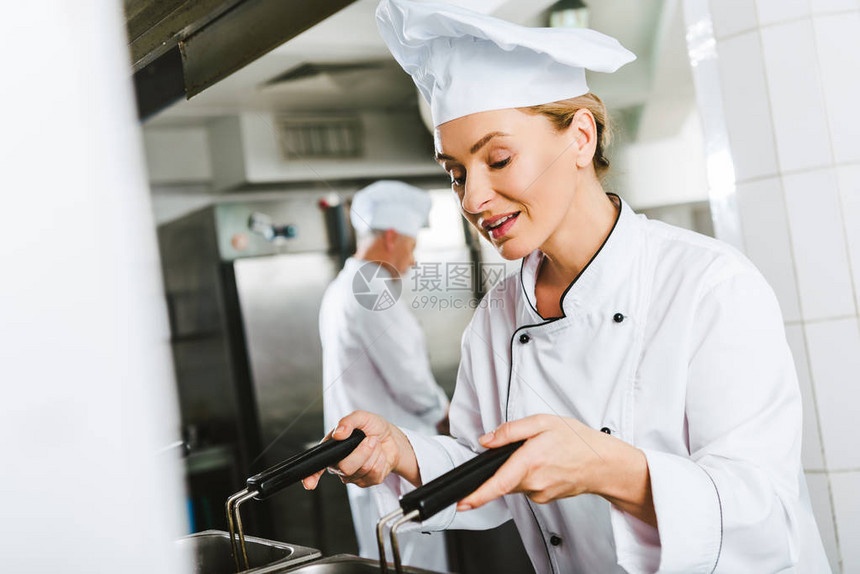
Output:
[434, 108, 590, 260]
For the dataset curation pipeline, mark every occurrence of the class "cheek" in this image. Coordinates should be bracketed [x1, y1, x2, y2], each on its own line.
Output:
[495, 153, 563, 205]
[503, 157, 544, 195]
[513, 153, 576, 208]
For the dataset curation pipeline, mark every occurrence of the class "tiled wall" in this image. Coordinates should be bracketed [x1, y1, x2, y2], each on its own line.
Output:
[686, 0, 860, 571]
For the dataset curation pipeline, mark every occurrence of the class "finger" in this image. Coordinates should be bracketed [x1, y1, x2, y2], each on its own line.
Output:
[302, 469, 325, 490]
[332, 410, 386, 440]
[306, 426, 346, 485]
[458, 450, 530, 510]
[352, 447, 387, 486]
[479, 415, 549, 448]
[352, 443, 385, 481]
[333, 435, 379, 477]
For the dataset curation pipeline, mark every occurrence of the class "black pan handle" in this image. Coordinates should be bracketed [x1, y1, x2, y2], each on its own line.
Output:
[399, 440, 524, 521]
[246, 429, 366, 500]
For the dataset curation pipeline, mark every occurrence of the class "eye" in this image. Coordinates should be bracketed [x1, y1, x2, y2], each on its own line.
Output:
[490, 157, 511, 170]
[449, 168, 466, 187]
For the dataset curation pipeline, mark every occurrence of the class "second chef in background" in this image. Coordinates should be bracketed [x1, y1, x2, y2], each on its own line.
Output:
[318, 180, 450, 571]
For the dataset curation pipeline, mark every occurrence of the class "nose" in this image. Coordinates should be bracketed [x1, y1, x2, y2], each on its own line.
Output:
[461, 172, 494, 215]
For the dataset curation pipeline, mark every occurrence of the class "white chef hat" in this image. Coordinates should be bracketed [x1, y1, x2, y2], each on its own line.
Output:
[376, 0, 636, 127]
[350, 180, 432, 238]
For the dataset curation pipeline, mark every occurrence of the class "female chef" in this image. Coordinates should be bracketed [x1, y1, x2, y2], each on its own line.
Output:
[303, 0, 831, 572]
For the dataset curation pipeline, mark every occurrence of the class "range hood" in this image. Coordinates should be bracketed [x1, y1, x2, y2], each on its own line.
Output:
[206, 108, 443, 191]
[126, 0, 357, 120]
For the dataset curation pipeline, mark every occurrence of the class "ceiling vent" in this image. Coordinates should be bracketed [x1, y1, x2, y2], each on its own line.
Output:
[275, 116, 363, 160]
[264, 61, 386, 85]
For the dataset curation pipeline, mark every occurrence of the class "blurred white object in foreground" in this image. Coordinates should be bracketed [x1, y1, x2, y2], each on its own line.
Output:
[0, 3, 189, 574]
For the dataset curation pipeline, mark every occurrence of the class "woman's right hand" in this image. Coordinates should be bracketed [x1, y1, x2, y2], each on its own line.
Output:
[301, 410, 421, 490]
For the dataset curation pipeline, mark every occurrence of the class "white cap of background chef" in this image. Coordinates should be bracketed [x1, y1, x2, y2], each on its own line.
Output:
[350, 180, 432, 238]
[375, 0, 636, 127]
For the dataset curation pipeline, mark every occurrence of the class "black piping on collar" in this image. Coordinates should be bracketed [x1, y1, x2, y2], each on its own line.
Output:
[505, 195, 623, 420]
[519, 192, 624, 323]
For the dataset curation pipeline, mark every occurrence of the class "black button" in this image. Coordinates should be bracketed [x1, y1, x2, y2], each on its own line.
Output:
[550, 535, 562, 546]
[519, 333, 531, 344]
[613, 313, 625, 323]
[600, 427, 611, 435]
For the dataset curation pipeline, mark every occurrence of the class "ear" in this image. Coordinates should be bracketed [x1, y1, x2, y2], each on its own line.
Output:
[567, 109, 598, 170]
[383, 229, 398, 251]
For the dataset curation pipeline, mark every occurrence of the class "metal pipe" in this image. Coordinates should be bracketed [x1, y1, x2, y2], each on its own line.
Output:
[389, 510, 420, 574]
[233, 490, 258, 571]
[225, 489, 249, 572]
[375, 508, 403, 574]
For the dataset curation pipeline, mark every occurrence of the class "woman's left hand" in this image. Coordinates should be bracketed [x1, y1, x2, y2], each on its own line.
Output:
[458, 414, 656, 527]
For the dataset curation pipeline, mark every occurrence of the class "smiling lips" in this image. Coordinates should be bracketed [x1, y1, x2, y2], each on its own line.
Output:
[482, 211, 520, 239]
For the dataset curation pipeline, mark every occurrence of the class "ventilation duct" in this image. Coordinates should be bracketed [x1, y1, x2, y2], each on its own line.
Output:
[127, 0, 358, 120]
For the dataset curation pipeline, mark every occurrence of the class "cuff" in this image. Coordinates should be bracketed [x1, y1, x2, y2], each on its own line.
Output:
[609, 505, 660, 574]
[639, 448, 722, 574]
[397, 428, 458, 531]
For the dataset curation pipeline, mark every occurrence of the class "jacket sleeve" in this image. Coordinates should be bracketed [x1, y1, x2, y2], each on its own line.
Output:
[375, 319, 512, 532]
[613, 269, 804, 574]
[355, 303, 449, 427]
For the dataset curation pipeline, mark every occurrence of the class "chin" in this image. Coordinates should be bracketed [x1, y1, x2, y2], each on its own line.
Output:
[494, 237, 534, 261]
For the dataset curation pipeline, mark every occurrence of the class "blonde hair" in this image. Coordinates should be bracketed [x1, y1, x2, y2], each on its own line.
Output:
[524, 93, 611, 178]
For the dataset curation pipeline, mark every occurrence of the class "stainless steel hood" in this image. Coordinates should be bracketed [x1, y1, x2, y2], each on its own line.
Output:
[127, 0, 358, 120]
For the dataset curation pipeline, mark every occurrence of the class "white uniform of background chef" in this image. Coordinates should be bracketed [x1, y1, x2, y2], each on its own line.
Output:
[306, 1, 832, 573]
[319, 180, 450, 571]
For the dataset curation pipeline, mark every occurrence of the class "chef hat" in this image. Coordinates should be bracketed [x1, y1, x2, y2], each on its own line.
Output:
[350, 180, 432, 238]
[376, 0, 636, 127]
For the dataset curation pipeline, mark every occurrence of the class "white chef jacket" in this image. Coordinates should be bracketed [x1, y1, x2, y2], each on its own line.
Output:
[377, 196, 831, 574]
[320, 257, 449, 434]
[319, 256, 449, 569]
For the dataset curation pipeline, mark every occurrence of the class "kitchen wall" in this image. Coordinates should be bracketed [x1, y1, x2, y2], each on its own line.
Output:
[613, 109, 710, 210]
[683, 1, 860, 571]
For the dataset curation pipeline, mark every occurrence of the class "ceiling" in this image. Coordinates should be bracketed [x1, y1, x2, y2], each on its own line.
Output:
[144, 0, 693, 134]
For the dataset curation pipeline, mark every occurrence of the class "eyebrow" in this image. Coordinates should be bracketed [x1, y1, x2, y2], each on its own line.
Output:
[434, 131, 509, 163]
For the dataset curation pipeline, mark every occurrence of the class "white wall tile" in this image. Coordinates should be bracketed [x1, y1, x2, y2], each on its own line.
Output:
[811, 0, 860, 13]
[814, 13, 860, 164]
[805, 473, 841, 573]
[709, 0, 759, 38]
[787, 325, 825, 469]
[761, 20, 833, 172]
[737, 177, 802, 321]
[717, 32, 779, 181]
[783, 169, 857, 320]
[756, 0, 811, 25]
[837, 165, 860, 315]
[831, 471, 860, 572]
[805, 318, 860, 470]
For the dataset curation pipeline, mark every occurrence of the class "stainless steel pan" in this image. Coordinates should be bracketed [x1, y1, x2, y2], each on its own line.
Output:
[285, 555, 441, 574]
[226, 430, 366, 572]
[177, 529, 319, 574]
